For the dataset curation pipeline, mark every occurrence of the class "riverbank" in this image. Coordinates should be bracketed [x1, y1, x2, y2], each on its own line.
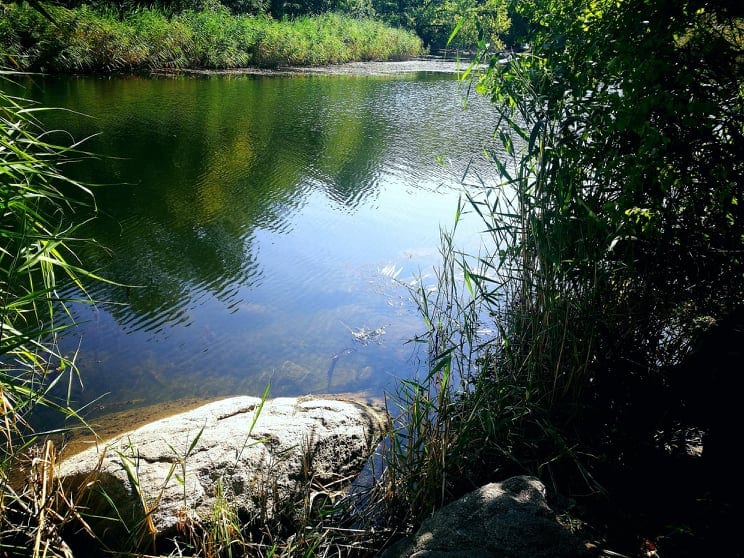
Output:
[154, 57, 478, 77]
[0, 5, 424, 73]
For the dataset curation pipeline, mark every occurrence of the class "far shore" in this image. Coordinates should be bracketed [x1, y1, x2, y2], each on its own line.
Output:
[151, 57, 482, 78]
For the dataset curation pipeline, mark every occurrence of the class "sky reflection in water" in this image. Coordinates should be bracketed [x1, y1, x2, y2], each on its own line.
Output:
[15, 69, 503, 418]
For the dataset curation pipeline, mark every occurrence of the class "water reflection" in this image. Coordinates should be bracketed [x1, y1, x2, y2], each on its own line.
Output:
[13, 70, 501, 415]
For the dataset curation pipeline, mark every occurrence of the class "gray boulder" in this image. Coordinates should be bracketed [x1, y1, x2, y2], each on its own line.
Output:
[382, 476, 586, 558]
[59, 395, 388, 535]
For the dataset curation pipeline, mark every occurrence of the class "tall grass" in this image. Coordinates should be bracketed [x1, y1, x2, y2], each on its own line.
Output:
[374, 173, 587, 530]
[0, 77, 101, 555]
[376, 3, 744, 554]
[375, 55, 646, 537]
[0, 3, 425, 72]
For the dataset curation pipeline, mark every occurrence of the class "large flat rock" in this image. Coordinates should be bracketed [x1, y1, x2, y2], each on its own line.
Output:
[60, 395, 388, 535]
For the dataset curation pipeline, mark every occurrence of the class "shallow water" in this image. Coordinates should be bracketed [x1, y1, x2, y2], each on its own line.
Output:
[11, 65, 502, 422]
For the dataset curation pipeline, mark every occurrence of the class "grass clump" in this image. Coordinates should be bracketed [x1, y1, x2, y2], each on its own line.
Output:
[0, 3, 425, 73]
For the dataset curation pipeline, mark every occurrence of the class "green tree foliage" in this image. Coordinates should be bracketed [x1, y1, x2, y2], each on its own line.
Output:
[268, 0, 373, 18]
[4, 0, 364, 18]
[373, 0, 510, 50]
[464, 0, 744, 509]
[8, 0, 270, 16]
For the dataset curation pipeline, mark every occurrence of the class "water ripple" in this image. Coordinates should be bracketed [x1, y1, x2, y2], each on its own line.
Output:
[21, 69, 504, 411]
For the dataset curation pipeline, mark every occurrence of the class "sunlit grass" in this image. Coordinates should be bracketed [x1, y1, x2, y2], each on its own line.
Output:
[0, 4, 425, 72]
[1, 77, 101, 556]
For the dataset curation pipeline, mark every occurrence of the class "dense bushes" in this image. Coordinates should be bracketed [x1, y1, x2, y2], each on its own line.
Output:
[0, 3, 424, 72]
[380, 0, 744, 555]
[372, 0, 511, 51]
[473, 0, 744, 469]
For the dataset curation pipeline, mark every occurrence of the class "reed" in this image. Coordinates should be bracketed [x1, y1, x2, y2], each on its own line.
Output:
[0, 4, 425, 72]
[0, 77, 102, 556]
[376, 1, 744, 554]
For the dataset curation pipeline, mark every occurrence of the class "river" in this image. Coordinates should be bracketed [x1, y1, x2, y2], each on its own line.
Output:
[10, 62, 502, 422]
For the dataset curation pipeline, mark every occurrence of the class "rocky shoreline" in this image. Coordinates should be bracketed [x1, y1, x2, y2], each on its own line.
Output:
[59, 395, 388, 547]
[56, 395, 590, 558]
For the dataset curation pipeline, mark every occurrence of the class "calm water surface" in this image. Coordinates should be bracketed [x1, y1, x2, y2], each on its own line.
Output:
[14, 67, 501, 418]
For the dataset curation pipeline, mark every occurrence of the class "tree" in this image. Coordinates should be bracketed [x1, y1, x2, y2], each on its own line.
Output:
[372, 0, 510, 51]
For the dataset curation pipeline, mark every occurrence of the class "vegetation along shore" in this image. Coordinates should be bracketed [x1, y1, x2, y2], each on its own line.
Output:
[2, 0, 744, 556]
[0, 5, 423, 71]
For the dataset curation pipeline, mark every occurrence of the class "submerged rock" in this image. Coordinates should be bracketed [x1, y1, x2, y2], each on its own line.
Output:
[382, 476, 586, 558]
[59, 395, 388, 536]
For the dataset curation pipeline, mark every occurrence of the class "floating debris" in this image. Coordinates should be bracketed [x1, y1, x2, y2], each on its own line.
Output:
[341, 321, 387, 345]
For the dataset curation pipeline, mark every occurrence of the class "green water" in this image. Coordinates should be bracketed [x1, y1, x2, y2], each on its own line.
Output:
[11, 67, 501, 417]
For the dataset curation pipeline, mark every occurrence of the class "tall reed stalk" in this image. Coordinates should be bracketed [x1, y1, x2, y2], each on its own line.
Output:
[379, 3, 744, 555]
[376, 46, 611, 537]
[1, 78, 99, 556]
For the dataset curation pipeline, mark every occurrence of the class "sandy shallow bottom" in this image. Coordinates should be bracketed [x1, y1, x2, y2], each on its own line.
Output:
[60, 396, 223, 457]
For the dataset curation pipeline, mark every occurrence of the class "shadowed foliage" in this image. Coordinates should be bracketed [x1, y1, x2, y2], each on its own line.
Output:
[378, 1, 744, 556]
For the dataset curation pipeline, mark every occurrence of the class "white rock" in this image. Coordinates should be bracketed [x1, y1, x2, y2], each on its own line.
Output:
[60, 396, 388, 534]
